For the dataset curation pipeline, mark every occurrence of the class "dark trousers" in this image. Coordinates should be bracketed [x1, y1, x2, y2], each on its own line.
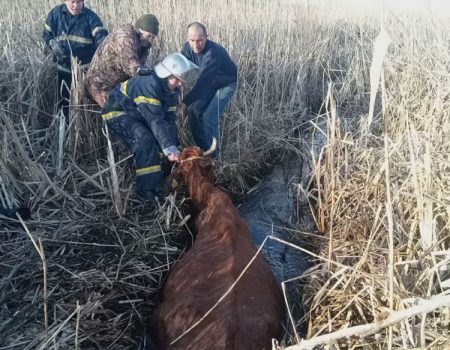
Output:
[188, 82, 237, 158]
[57, 70, 71, 117]
[105, 110, 163, 200]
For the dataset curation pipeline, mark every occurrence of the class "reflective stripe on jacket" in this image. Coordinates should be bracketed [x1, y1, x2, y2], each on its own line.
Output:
[101, 72, 179, 151]
[43, 4, 107, 69]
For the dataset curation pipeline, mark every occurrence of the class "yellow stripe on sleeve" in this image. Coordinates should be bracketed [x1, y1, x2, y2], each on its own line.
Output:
[92, 26, 106, 37]
[134, 96, 161, 105]
[101, 111, 125, 120]
[56, 35, 93, 44]
[120, 81, 129, 97]
[136, 165, 161, 175]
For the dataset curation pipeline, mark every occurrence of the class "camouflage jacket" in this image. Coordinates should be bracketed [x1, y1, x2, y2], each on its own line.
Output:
[85, 24, 149, 99]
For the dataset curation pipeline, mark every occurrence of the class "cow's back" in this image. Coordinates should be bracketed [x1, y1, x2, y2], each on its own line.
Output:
[151, 189, 284, 349]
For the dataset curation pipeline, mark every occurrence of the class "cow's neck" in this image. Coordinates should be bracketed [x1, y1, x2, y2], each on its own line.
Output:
[185, 165, 218, 211]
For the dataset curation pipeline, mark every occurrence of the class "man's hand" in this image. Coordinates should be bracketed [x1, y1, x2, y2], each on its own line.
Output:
[49, 39, 67, 62]
[167, 150, 181, 163]
[136, 66, 153, 76]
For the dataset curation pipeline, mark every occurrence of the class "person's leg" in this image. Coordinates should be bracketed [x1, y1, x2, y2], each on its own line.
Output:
[199, 82, 237, 158]
[57, 70, 72, 117]
[131, 124, 163, 200]
[105, 114, 163, 204]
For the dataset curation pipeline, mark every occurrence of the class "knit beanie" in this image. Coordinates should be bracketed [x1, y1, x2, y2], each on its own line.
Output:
[135, 14, 159, 35]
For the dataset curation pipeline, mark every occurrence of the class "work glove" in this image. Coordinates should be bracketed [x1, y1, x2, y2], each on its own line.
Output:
[49, 39, 67, 62]
[136, 66, 153, 76]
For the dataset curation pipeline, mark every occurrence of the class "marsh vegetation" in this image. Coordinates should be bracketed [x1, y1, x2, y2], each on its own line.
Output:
[1, 0, 449, 348]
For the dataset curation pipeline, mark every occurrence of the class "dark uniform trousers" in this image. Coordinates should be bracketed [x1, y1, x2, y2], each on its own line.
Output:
[57, 70, 72, 117]
[102, 89, 163, 199]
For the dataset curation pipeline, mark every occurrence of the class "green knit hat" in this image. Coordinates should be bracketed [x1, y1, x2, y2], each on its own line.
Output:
[135, 14, 159, 35]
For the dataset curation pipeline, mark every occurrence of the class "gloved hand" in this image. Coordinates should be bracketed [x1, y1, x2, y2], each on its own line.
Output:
[49, 39, 67, 62]
[136, 66, 153, 76]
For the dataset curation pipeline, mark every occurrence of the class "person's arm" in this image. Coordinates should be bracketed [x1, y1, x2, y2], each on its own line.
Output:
[42, 8, 67, 62]
[143, 101, 180, 160]
[165, 99, 181, 150]
[134, 90, 179, 158]
[87, 12, 108, 47]
[116, 28, 144, 77]
[183, 48, 221, 106]
[42, 8, 55, 45]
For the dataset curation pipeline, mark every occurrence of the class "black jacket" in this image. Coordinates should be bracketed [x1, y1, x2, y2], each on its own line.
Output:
[102, 72, 179, 152]
[43, 4, 107, 69]
[181, 40, 237, 109]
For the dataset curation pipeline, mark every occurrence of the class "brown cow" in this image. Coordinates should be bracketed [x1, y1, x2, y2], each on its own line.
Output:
[151, 140, 285, 350]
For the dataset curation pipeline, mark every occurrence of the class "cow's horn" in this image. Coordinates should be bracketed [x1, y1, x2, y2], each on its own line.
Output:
[203, 137, 217, 156]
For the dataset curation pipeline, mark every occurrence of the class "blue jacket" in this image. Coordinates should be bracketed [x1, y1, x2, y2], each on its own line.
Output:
[102, 72, 179, 153]
[43, 4, 107, 70]
[181, 40, 237, 109]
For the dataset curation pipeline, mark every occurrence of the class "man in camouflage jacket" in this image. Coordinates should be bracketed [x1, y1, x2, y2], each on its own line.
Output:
[85, 14, 159, 107]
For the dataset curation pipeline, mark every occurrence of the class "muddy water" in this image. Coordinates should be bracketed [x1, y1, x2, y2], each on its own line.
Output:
[238, 156, 311, 283]
[237, 155, 315, 338]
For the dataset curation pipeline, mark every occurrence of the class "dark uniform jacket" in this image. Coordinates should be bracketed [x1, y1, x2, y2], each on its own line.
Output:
[102, 72, 179, 152]
[85, 24, 150, 100]
[181, 40, 237, 113]
[43, 4, 107, 72]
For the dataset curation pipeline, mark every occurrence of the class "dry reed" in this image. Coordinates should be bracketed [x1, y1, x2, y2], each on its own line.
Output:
[299, 10, 450, 347]
[1, 0, 449, 349]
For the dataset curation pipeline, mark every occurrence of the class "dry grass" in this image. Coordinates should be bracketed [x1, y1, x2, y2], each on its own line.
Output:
[1, 0, 449, 349]
[295, 10, 450, 349]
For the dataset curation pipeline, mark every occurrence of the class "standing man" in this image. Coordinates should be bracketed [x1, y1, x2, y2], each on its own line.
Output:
[101, 53, 199, 207]
[180, 22, 237, 158]
[43, 0, 108, 115]
[85, 14, 160, 108]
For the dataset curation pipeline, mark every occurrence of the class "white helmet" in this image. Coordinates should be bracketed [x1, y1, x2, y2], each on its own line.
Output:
[154, 53, 200, 82]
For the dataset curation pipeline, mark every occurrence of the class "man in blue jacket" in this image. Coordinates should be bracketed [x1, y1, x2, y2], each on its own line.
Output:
[180, 22, 237, 158]
[101, 53, 199, 207]
[43, 0, 107, 115]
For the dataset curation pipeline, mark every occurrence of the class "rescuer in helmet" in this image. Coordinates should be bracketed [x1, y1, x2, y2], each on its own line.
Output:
[101, 53, 199, 207]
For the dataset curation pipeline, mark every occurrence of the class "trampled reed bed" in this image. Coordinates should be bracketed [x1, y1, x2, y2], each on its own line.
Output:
[0, 0, 449, 348]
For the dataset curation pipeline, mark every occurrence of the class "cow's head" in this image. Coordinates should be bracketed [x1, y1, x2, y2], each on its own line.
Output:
[175, 138, 217, 185]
